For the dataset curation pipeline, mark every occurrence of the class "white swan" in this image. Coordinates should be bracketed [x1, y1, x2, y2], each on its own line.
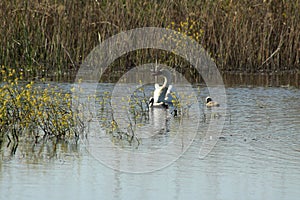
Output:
[149, 69, 174, 108]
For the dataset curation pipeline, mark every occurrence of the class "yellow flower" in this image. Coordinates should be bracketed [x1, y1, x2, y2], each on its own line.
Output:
[26, 83, 32, 89]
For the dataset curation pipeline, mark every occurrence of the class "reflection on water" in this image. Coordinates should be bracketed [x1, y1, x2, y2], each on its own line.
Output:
[1, 85, 300, 200]
[1, 138, 80, 164]
[222, 72, 300, 88]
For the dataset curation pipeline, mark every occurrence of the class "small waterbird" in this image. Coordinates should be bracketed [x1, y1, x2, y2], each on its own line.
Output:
[206, 96, 220, 107]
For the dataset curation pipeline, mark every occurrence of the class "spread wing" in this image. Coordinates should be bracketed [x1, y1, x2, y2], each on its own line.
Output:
[165, 85, 172, 102]
[157, 86, 168, 103]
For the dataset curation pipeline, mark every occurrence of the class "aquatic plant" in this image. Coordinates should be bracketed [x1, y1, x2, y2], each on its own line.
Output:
[96, 87, 149, 145]
[170, 91, 195, 117]
[95, 80, 198, 147]
[0, 66, 85, 146]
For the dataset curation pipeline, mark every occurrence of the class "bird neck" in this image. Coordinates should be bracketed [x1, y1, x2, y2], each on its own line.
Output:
[162, 74, 172, 88]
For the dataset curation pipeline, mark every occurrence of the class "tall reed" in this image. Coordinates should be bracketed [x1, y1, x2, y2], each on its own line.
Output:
[0, 0, 299, 80]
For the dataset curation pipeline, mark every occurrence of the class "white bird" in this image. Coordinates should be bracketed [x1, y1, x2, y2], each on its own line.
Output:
[149, 69, 174, 108]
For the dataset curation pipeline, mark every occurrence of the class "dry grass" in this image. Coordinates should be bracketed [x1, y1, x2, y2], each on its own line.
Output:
[0, 0, 299, 80]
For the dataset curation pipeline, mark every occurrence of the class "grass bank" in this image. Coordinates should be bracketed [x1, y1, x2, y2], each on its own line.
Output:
[0, 0, 299, 80]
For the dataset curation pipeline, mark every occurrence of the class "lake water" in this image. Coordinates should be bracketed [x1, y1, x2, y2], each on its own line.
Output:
[1, 84, 300, 200]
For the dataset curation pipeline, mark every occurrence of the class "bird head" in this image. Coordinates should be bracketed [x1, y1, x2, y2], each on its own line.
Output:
[206, 96, 213, 103]
[148, 97, 154, 107]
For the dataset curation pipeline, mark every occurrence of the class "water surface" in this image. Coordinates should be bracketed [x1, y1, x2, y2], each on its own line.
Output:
[1, 85, 300, 200]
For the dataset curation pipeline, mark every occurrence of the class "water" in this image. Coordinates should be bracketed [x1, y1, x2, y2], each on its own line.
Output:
[1, 85, 300, 200]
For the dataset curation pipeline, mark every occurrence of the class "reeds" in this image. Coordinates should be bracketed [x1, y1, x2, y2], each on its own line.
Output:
[0, 0, 298, 80]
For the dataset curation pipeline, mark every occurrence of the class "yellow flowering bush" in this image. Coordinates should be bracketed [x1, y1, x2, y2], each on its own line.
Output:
[168, 18, 204, 43]
[156, 18, 206, 70]
[0, 66, 84, 144]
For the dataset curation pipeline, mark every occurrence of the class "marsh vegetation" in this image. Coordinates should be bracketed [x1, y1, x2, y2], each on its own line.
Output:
[0, 67, 85, 154]
[0, 0, 299, 81]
